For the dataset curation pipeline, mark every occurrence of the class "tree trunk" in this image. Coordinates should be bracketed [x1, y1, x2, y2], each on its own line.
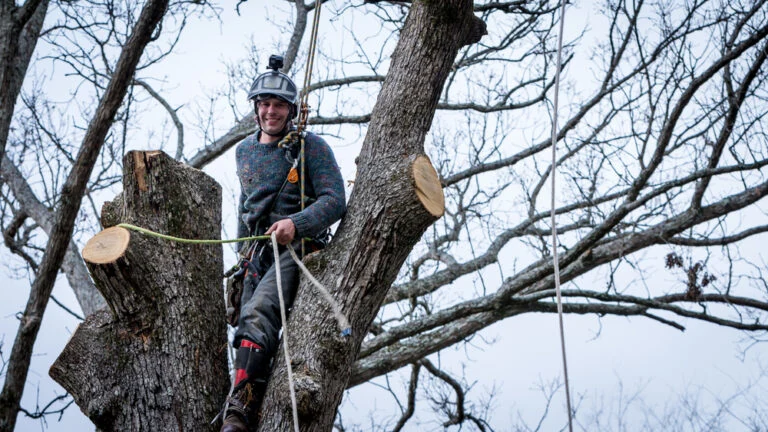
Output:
[258, 2, 484, 431]
[50, 151, 229, 431]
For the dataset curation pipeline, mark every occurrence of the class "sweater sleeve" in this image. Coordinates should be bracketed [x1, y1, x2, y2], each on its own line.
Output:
[288, 134, 346, 238]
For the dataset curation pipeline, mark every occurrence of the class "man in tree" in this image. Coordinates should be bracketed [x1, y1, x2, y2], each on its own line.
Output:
[220, 55, 346, 432]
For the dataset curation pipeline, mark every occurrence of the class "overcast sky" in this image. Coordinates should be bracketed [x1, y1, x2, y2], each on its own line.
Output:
[2, 1, 767, 431]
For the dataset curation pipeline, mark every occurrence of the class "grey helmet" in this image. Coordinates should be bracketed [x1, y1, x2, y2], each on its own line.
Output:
[248, 55, 299, 119]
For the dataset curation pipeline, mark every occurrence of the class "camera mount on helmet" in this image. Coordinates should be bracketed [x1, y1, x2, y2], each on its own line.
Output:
[268, 55, 284, 72]
[248, 54, 298, 120]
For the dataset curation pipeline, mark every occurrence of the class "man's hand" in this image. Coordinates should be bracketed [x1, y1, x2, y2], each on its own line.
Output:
[266, 218, 296, 245]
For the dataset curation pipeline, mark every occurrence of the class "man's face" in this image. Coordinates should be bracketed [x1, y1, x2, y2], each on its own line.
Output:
[256, 97, 291, 136]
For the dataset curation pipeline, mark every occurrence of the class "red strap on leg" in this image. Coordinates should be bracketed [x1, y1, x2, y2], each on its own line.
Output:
[234, 340, 263, 385]
[240, 340, 261, 350]
[234, 369, 248, 386]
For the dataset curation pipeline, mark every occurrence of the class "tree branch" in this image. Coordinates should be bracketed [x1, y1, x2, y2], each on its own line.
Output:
[133, 79, 185, 160]
[391, 363, 419, 432]
[420, 359, 466, 427]
[668, 226, 768, 246]
[0, 154, 104, 315]
[279, 0, 308, 74]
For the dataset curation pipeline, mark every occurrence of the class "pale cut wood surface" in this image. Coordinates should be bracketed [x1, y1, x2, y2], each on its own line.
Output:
[82, 226, 130, 264]
[413, 155, 445, 217]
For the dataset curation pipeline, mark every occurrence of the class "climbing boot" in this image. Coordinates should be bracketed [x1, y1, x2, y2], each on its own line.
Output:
[221, 380, 266, 431]
[220, 339, 271, 432]
[220, 406, 247, 432]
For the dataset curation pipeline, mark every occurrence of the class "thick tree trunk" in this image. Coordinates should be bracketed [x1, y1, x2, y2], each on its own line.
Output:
[258, 2, 484, 431]
[50, 151, 229, 431]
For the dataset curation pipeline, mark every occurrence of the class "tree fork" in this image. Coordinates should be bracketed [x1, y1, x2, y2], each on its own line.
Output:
[259, 1, 481, 430]
[50, 151, 229, 431]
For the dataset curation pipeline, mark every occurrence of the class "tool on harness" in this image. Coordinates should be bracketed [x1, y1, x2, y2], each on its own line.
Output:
[226, 240, 274, 326]
[225, 237, 327, 327]
[225, 259, 249, 326]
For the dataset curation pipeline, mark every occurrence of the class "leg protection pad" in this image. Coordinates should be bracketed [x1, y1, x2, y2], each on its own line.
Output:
[235, 345, 271, 381]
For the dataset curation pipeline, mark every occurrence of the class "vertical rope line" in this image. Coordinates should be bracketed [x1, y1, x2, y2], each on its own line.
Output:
[305, 1, 322, 92]
[550, 0, 574, 429]
[271, 234, 300, 432]
[297, 0, 322, 132]
[300, 137, 306, 257]
[297, 1, 322, 256]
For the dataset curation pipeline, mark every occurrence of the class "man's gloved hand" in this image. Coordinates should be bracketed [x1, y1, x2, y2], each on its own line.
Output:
[266, 218, 296, 245]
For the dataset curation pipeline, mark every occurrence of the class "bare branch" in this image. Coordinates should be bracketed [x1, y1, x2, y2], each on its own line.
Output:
[420, 359, 466, 427]
[668, 226, 768, 246]
[18, 394, 74, 420]
[0, 154, 103, 315]
[282, 0, 309, 73]
[306, 75, 385, 93]
[391, 363, 420, 432]
[133, 79, 185, 160]
[187, 113, 255, 169]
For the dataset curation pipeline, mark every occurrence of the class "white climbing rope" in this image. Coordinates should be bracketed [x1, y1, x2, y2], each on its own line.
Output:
[550, 0, 574, 428]
[272, 233, 300, 432]
[271, 233, 352, 431]
[286, 244, 351, 335]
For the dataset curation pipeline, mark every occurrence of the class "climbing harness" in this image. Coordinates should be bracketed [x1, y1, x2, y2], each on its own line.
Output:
[550, 0, 574, 429]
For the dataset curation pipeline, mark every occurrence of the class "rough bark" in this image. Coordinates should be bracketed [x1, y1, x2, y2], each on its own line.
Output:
[258, 2, 484, 431]
[0, 0, 169, 429]
[50, 151, 229, 431]
[0, 0, 49, 173]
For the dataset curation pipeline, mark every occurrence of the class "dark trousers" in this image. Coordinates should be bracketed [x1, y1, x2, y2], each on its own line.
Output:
[234, 241, 300, 357]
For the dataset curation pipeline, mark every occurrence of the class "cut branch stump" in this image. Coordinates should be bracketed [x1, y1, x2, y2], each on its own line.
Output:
[50, 150, 229, 431]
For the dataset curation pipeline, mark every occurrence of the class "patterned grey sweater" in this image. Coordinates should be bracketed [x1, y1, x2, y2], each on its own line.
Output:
[236, 131, 346, 246]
